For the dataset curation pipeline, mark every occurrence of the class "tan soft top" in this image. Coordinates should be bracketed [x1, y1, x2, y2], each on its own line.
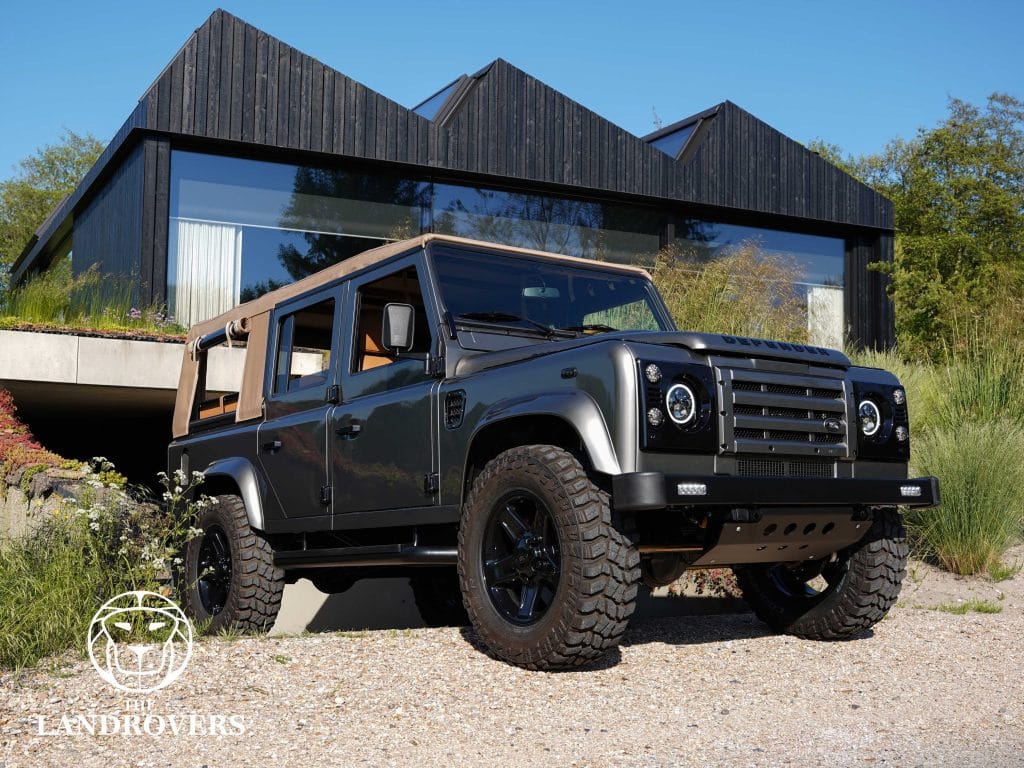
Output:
[173, 234, 652, 437]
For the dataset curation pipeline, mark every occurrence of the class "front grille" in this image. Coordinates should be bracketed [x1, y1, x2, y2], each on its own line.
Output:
[737, 458, 836, 478]
[719, 366, 850, 458]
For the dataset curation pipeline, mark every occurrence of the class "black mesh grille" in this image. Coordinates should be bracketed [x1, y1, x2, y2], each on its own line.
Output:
[737, 458, 836, 478]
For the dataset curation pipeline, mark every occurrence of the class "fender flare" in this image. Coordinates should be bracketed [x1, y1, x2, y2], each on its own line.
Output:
[469, 390, 621, 476]
[202, 456, 267, 532]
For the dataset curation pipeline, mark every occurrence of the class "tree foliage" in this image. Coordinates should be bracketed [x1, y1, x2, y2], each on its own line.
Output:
[811, 94, 1024, 358]
[0, 130, 103, 268]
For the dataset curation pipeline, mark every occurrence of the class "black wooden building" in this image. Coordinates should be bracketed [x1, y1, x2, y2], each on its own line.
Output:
[12, 9, 894, 349]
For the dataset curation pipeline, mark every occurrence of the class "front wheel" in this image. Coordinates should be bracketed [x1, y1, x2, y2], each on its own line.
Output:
[458, 445, 640, 670]
[181, 494, 285, 634]
[735, 508, 908, 640]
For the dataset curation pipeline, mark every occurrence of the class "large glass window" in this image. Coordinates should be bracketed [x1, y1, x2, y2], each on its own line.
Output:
[168, 151, 426, 325]
[431, 184, 663, 267]
[673, 219, 846, 348]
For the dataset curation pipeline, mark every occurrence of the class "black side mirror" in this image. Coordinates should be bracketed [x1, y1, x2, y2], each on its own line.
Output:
[382, 303, 415, 352]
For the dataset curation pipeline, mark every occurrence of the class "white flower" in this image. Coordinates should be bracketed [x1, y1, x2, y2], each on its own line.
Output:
[86, 479, 104, 489]
[173, 557, 183, 566]
[88, 509, 101, 521]
[89, 522, 100, 531]
[191, 470, 206, 480]
[156, 471, 168, 480]
[173, 485, 183, 494]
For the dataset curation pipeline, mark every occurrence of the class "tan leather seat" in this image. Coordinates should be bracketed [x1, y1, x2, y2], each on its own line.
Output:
[359, 306, 396, 371]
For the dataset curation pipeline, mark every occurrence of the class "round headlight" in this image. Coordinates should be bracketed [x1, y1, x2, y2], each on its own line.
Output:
[647, 407, 664, 427]
[644, 364, 662, 383]
[665, 383, 697, 425]
[858, 399, 882, 437]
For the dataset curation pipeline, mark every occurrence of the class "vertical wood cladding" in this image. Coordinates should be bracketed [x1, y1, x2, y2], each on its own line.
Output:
[146, 10, 434, 165]
[72, 142, 145, 281]
[677, 102, 894, 230]
[139, 139, 171, 307]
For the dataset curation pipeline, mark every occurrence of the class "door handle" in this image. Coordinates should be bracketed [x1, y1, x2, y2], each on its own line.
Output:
[335, 421, 363, 439]
[262, 440, 282, 453]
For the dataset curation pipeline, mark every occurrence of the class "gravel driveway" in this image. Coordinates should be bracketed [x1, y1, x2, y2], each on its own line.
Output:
[2, 603, 1021, 768]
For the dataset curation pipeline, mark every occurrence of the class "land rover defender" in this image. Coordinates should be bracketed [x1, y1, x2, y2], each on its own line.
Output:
[170, 234, 939, 669]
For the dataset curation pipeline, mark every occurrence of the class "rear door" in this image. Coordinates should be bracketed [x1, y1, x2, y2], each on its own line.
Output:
[257, 287, 342, 526]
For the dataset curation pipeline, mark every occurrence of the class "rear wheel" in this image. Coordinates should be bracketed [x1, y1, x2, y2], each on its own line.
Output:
[458, 445, 640, 670]
[181, 494, 284, 634]
[410, 570, 470, 627]
[735, 508, 908, 640]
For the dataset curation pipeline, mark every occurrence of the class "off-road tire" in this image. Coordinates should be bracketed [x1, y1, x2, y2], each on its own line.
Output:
[410, 570, 471, 627]
[182, 494, 284, 634]
[458, 445, 641, 670]
[735, 508, 908, 640]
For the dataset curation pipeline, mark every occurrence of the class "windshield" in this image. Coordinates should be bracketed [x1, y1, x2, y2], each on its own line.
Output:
[431, 248, 671, 336]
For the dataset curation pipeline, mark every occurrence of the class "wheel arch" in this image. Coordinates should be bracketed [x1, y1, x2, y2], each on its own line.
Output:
[462, 391, 621, 504]
[200, 457, 267, 532]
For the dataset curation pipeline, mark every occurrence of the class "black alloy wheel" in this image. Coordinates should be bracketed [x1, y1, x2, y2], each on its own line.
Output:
[181, 494, 285, 634]
[481, 491, 561, 625]
[457, 444, 641, 670]
[196, 524, 232, 615]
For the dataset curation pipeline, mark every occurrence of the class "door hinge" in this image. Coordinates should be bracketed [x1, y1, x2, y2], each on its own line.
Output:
[325, 384, 340, 404]
[320, 485, 333, 506]
[423, 473, 439, 495]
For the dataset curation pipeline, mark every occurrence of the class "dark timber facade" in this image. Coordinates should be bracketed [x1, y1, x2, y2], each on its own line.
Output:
[13, 9, 895, 349]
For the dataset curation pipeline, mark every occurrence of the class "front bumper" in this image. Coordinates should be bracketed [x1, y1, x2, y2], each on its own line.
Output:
[613, 473, 941, 512]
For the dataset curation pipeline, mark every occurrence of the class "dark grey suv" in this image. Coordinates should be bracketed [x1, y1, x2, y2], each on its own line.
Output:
[170, 234, 939, 669]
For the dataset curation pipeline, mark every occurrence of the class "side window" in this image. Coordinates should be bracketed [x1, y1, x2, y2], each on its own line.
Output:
[195, 340, 247, 421]
[274, 298, 335, 394]
[352, 266, 431, 374]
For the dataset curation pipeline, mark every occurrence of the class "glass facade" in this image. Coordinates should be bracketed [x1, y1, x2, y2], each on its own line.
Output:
[166, 149, 848, 347]
[673, 220, 846, 347]
[168, 151, 426, 324]
[432, 184, 663, 266]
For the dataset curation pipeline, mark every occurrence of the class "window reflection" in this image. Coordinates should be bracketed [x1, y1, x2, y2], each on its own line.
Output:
[673, 219, 846, 348]
[168, 151, 426, 324]
[431, 184, 663, 266]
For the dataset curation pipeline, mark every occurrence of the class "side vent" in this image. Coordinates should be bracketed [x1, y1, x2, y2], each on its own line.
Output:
[445, 390, 467, 429]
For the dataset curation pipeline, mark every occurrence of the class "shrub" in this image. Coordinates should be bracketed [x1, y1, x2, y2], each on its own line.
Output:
[0, 388, 63, 471]
[908, 422, 1024, 575]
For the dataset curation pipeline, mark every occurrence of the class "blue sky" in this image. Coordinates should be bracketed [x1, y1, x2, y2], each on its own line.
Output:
[0, 0, 1021, 176]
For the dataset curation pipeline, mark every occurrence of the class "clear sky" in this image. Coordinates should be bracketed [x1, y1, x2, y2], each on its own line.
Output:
[0, 0, 1021, 177]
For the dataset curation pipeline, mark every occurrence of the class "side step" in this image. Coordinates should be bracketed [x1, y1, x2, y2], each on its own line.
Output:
[274, 543, 457, 569]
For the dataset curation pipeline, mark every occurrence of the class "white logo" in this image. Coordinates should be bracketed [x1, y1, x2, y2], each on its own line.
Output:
[87, 591, 193, 694]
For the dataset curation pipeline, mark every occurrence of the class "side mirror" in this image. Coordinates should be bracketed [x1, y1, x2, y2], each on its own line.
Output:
[382, 303, 415, 352]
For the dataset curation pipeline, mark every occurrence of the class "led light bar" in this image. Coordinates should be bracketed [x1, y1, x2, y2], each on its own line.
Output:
[677, 482, 708, 496]
[900, 485, 922, 498]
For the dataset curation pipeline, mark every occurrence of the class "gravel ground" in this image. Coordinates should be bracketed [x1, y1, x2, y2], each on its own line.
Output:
[2, 597, 1022, 768]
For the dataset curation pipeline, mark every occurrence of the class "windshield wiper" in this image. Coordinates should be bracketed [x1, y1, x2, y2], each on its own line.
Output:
[456, 312, 576, 339]
[559, 323, 618, 334]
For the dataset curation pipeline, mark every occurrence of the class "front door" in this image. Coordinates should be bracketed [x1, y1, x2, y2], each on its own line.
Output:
[330, 258, 438, 516]
[257, 288, 341, 524]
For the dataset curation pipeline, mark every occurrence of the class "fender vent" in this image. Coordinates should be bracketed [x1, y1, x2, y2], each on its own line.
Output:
[445, 390, 467, 429]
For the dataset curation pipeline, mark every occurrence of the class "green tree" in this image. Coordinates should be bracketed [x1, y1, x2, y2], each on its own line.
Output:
[0, 130, 104, 268]
[810, 94, 1024, 358]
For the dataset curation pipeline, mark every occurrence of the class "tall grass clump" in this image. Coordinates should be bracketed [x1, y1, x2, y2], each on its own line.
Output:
[0, 259, 184, 336]
[0, 465, 204, 671]
[907, 422, 1024, 575]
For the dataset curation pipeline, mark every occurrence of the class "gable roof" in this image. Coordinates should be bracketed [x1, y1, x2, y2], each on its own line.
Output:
[13, 9, 892, 281]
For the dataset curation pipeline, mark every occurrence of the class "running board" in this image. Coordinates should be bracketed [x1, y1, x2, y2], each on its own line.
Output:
[274, 543, 458, 569]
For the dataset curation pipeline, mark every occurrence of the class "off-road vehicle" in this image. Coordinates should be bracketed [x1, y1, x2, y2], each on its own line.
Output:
[170, 234, 939, 669]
